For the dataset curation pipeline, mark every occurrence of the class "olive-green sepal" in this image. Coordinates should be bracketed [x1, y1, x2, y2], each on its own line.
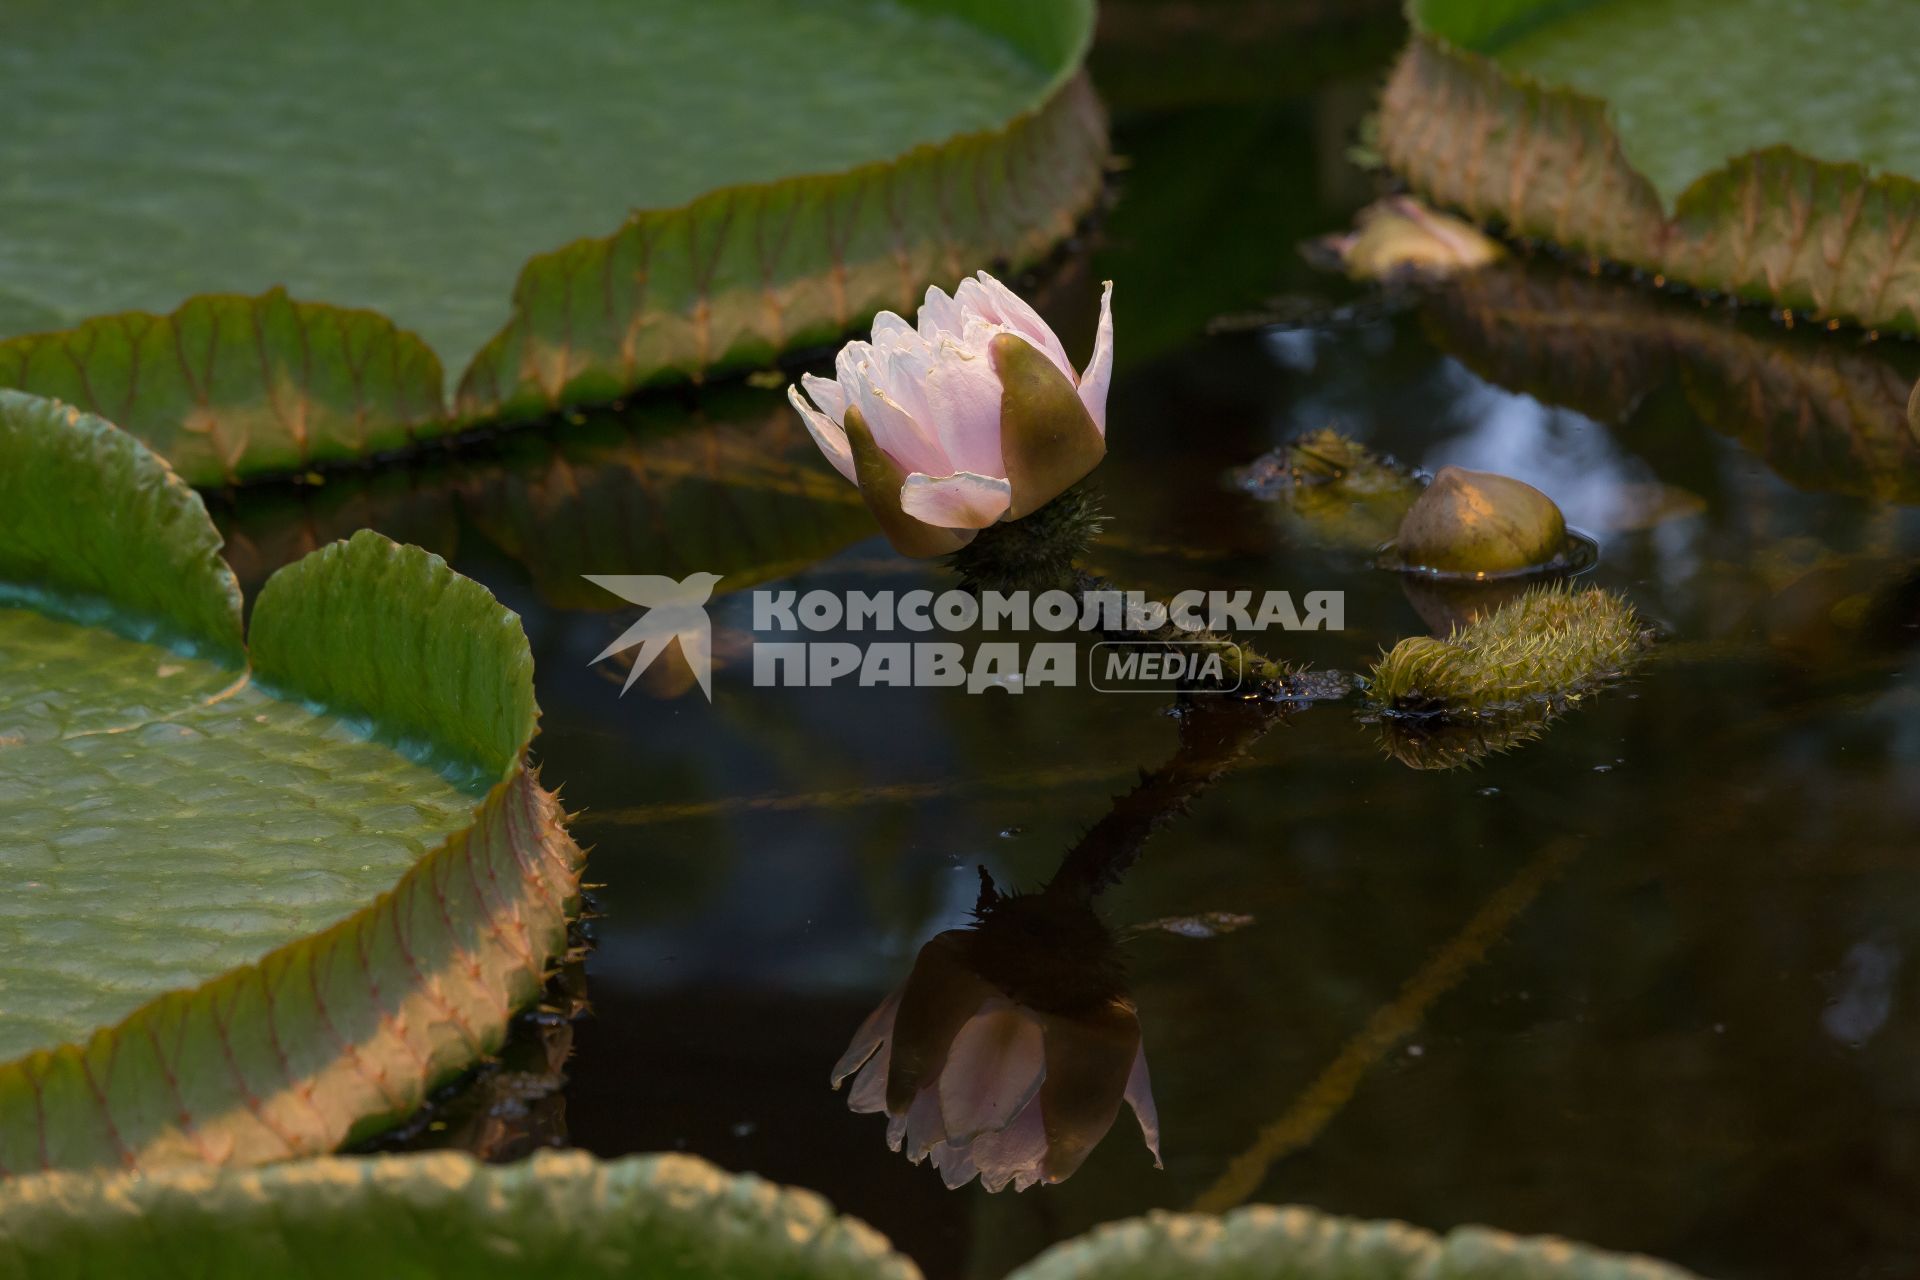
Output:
[843, 405, 974, 558]
[991, 333, 1106, 520]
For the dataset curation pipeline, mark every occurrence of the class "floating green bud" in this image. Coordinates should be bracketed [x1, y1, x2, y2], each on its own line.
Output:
[1369, 583, 1646, 712]
[1392, 465, 1569, 576]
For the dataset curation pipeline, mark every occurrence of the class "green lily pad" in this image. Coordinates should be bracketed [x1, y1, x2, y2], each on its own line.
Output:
[0, 1151, 918, 1278]
[0, 0, 1105, 484]
[0, 390, 581, 1171]
[0, 1152, 1712, 1279]
[1008, 1203, 1707, 1279]
[1380, 0, 1920, 332]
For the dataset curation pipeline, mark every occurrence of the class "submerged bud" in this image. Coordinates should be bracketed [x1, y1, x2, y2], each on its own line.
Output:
[1393, 465, 1568, 576]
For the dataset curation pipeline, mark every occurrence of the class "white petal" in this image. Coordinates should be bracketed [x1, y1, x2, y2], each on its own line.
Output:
[920, 346, 1007, 477]
[1123, 1040, 1160, 1168]
[788, 383, 855, 484]
[904, 1084, 946, 1161]
[800, 372, 846, 422]
[871, 310, 923, 354]
[847, 1042, 892, 1115]
[899, 471, 1014, 530]
[917, 285, 966, 342]
[956, 272, 1074, 380]
[968, 1100, 1048, 1194]
[1077, 280, 1114, 436]
[830, 984, 899, 1086]
[930, 1141, 980, 1190]
[851, 363, 947, 477]
[936, 1005, 1046, 1144]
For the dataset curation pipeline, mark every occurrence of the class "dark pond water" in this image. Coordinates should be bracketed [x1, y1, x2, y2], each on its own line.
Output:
[214, 24, 1920, 1280]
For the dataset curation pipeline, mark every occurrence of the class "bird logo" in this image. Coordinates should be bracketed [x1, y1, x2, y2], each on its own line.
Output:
[583, 572, 724, 700]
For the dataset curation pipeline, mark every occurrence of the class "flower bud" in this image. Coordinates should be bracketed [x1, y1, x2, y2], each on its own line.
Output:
[1394, 465, 1568, 576]
[789, 272, 1113, 556]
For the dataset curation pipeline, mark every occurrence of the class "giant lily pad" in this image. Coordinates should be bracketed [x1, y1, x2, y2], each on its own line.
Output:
[1379, 0, 1920, 332]
[0, 1151, 917, 1278]
[0, 389, 582, 1171]
[0, 1150, 1710, 1278]
[1011, 1203, 1706, 1278]
[0, 0, 1106, 484]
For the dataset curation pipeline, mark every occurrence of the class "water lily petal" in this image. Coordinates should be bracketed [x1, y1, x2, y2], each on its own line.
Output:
[844, 406, 975, 557]
[1077, 280, 1114, 435]
[800, 372, 847, 422]
[930, 1140, 980, 1190]
[917, 284, 967, 342]
[848, 1041, 893, 1115]
[1123, 1040, 1161, 1168]
[969, 1098, 1048, 1193]
[788, 383, 856, 484]
[831, 984, 900, 1087]
[884, 930, 1000, 1110]
[904, 1084, 947, 1162]
[957, 272, 1075, 381]
[990, 332, 1107, 519]
[899, 471, 1013, 530]
[1037, 997, 1141, 1183]
[921, 342, 1008, 477]
[871, 310, 921, 353]
[937, 1004, 1046, 1144]
[850, 367, 947, 478]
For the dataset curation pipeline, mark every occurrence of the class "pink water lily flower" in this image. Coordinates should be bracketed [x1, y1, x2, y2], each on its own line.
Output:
[788, 271, 1113, 556]
[832, 926, 1160, 1193]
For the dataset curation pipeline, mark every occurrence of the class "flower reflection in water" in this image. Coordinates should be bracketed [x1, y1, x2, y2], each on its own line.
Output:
[832, 877, 1159, 1193]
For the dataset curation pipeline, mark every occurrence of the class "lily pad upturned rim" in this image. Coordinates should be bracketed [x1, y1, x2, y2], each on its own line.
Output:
[0, 390, 582, 1173]
[1378, 0, 1920, 334]
[0, 1151, 1712, 1279]
[1013, 1202, 1708, 1279]
[0, 0, 1108, 488]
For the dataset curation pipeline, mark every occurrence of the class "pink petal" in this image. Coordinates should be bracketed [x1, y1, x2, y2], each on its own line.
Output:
[851, 367, 947, 478]
[936, 1004, 1046, 1145]
[800, 372, 847, 421]
[871, 310, 919, 352]
[1077, 280, 1114, 436]
[847, 1041, 892, 1116]
[957, 272, 1074, 380]
[917, 285, 966, 342]
[788, 383, 855, 484]
[904, 1084, 947, 1162]
[930, 1141, 980, 1190]
[1123, 1041, 1160, 1168]
[899, 471, 1013, 530]
[920, 346, 1007, 477]
[831, 985, 900, 1087]
[968, 1099, 1048, 1194]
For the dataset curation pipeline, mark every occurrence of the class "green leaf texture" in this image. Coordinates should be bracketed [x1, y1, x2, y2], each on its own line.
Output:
[1380, 0, 1920, 332]
[0, 393, 582, 1170]
[0, 390, 243, 663]
[1007, 1204, 1705, 1279]
[0, 0, 1105, 483]
[0, 1151, 919, 1279]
